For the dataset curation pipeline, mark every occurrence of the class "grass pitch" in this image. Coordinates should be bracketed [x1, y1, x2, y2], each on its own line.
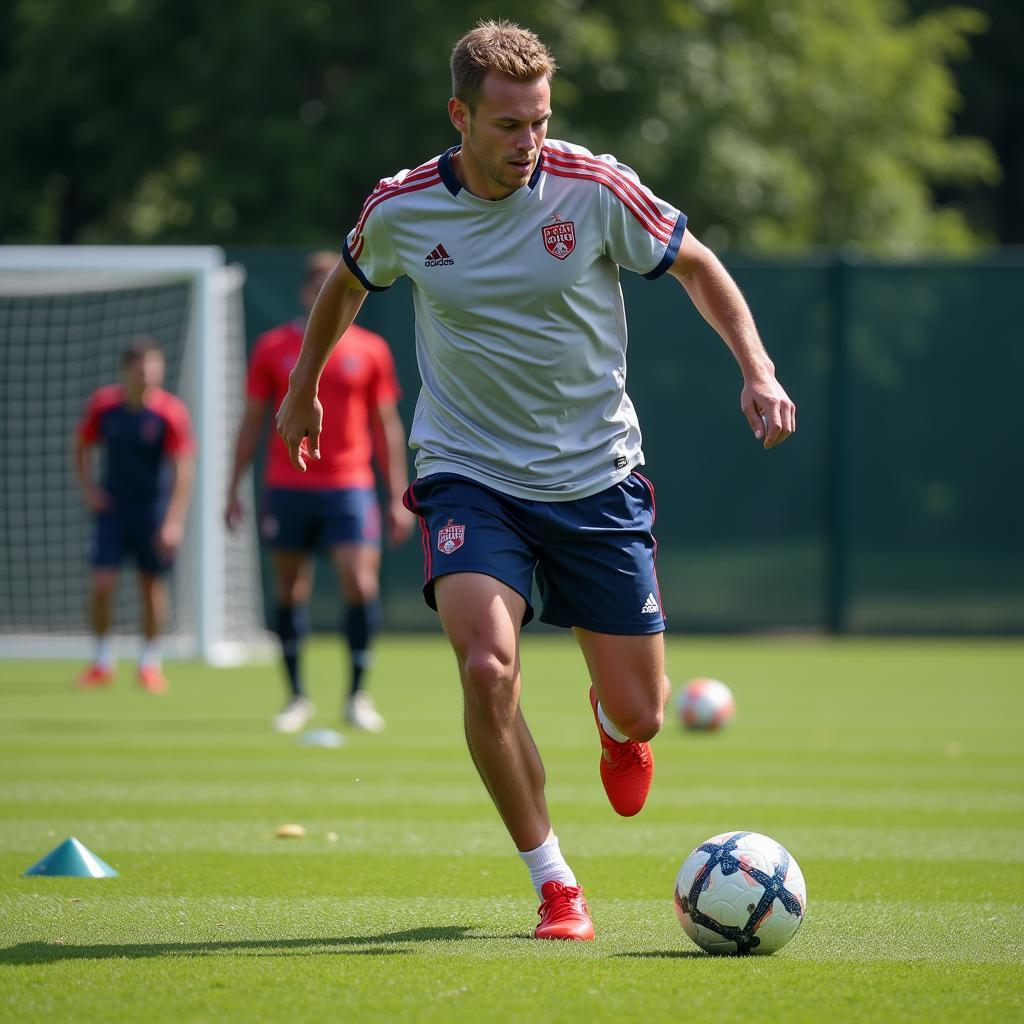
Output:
[1, 635, 1022, 1023]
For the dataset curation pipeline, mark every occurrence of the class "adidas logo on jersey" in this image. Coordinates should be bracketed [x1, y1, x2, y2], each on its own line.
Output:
[424, 243, 454, 267]
[641, 592, 660, 615]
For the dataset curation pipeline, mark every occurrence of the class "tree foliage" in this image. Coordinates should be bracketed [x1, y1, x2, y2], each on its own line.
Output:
[0, 0, 999, 253]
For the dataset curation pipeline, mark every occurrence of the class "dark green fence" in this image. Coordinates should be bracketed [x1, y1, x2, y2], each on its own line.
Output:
[228, 248, 1024, 634]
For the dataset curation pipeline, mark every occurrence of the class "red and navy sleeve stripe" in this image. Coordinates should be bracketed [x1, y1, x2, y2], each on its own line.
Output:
[344, 159, 442, 290]
[541, 149, 687, 278]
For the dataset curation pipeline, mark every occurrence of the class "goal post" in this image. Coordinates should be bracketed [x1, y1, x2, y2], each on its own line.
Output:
[0, 246, 273, 665]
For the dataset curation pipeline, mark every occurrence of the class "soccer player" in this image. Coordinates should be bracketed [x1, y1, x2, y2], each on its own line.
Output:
[225, 251, 414, 734]
[275, 22, 796, 938]
[74, 339, 195, 694]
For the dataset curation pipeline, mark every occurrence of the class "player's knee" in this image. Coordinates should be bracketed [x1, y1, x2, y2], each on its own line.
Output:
[91, 572, 117, 598]
[344, 573, 379, 604]
[618, 704, 664, 743]
[460, 649, 516, 721]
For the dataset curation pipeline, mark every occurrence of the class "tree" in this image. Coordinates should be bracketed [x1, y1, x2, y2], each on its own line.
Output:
[0, 0, 999, 253]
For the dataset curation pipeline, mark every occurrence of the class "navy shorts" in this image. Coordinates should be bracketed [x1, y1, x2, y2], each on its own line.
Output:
[261, 487, 381, 551]
[403, 472, 666, 634]
[91, 508, 171, 575]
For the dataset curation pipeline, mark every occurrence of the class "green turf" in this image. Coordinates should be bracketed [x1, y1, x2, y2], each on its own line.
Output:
[1, 635, 1022, 1022]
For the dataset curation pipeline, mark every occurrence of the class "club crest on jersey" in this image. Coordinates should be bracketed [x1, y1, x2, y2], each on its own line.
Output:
[437, 519, 465, 555]
[542, 221, 576, 260]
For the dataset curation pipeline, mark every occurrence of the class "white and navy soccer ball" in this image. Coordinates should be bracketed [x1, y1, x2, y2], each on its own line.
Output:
[677, 677, 735, 730]
[674, 831, 807, 955]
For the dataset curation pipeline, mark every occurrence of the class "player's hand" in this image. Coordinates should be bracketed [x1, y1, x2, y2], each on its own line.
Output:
[276, 383, 323, 472]
[85, 488, 112, 513]
[155, 518, 184, 561]
[741, 373, 796, 449]
[224, 492, 244, 531]
[387, 499, 416, 546]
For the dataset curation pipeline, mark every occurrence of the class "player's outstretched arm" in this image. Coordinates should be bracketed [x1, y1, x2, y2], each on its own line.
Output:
[668, 231, 796, 449]
[276, 258, 368, 471]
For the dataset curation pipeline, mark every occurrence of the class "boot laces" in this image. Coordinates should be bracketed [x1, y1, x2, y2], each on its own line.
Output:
[538, 883, 584, 921]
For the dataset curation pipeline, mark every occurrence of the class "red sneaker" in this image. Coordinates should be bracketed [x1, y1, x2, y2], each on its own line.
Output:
[535, 881, 595, 941]
[137, 665, 168, 695]
[76, 664, 114, 689]
[589, 685, 654, 817]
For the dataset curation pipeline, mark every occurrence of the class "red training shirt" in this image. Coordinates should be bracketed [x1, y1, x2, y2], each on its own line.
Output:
[247, 320, 401, 490]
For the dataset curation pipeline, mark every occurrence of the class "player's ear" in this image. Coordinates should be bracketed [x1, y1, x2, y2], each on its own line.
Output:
[448, 96, 469, 134]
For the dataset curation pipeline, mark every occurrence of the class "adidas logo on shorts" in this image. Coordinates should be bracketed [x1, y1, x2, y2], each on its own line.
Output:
[641, 592, 660, 615]
[424, 243, 454, 267]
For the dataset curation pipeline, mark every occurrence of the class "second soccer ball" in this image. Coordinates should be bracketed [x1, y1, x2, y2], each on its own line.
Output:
[677, 677, 735, 730]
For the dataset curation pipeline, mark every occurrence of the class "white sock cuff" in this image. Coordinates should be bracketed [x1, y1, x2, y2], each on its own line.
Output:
[94, 636, 113, 668]
[597, 701, 629, 743]
[518, 833, 578, 897]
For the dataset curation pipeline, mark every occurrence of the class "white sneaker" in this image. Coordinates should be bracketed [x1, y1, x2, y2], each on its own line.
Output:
[345, 692, 385, 732]
[272, 696, 314, 733]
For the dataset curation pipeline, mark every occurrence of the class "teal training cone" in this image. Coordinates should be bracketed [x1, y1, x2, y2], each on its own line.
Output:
[22, 837, 118, 878]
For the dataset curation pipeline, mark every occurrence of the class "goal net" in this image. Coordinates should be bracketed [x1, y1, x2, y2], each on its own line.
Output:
[0, 247, 272, 665]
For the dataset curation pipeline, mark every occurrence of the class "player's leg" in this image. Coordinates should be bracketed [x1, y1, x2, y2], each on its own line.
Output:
[262, 489, 317, 732]
[78, 511, 121, 687]
[131, 509, 179, 694]
[435, 571, 593, 940]
[323, 488, 385, 731]
[327, 541, 384, 731]
[136, 571, 170, 694]
[269, 549, 315, 732]
[575, 630, 669, 742]
[576, 629, 670, 816]
[79, 568, 119, 687]
[402, 472, 592, 938]
[435, 572, 546, 847]
[535, 471, 666, 816]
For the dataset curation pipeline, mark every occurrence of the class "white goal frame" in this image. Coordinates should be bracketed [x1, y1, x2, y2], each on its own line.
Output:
[0, 246, 272, 665]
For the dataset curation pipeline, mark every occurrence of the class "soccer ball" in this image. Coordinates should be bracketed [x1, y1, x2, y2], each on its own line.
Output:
[674, 831, 807, 955]
[677, 677, 735, 730]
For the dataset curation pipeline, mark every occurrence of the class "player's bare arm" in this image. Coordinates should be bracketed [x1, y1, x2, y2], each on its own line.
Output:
[371, 400, 415, 546]
[225, 397, 267, 530]
[157, 453, 194, 559]
[276, 259, 368, 471]
[72, 435, 111, 512]
[668, 231, 796, 449]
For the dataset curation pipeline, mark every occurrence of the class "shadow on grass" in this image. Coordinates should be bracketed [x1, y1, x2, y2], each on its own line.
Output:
[610, 950, 708, 960]
[0, 925, 533, 965]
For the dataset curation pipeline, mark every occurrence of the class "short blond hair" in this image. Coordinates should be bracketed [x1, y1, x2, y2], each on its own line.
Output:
[450, 19, 557, 111]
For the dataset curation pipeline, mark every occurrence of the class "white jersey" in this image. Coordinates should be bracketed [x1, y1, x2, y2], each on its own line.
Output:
[343, 139, 686, 500]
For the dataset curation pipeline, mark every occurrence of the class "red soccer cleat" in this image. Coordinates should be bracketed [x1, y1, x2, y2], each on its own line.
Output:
[534, 881, 595, 941]
[137, 665, 169, 695]
[76, 664, 114, 689]
[589, 685, 654, 817]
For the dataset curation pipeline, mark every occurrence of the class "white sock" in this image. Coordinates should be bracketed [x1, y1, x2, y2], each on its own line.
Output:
[597, 701, 629, 743]
[139, 641, 160, 669]
[94, 636, 113, 669]
[518, 833, 577, 898]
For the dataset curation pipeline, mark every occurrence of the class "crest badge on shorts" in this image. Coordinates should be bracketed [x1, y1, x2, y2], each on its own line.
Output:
[437, 519, 465, 555]
[542, 221, 576, 260]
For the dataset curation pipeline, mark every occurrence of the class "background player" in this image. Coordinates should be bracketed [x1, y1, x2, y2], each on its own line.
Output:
[275, 23, 795, 937]
[74, 339, 195, 694]
[225, 251, 414, 733]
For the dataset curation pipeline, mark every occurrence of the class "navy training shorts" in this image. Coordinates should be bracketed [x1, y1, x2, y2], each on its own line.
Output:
[91, 507, 172, 575]
[261, 487, 381, 551]
[403, 472, 666, 635]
